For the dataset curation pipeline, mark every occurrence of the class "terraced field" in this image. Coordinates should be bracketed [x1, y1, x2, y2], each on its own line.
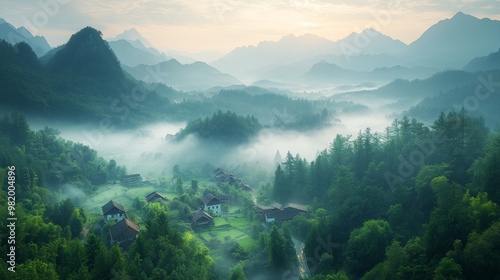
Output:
[197, 209, 256, 250]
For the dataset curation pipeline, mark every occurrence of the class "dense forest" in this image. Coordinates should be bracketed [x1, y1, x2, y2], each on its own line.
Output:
[264, 110, 500, 279]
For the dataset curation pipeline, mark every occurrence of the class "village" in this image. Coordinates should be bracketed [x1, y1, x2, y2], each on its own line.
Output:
[88, 168, 309, 253]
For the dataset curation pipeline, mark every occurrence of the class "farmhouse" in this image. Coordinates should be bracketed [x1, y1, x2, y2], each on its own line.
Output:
[212, 168, 237, 185]
[120, 174, 142, 185]
[254, 202, 281, 215]
[212, 168, 254, 192]
[109, 218, 140, 249]
[102, 200, 126, 222]
[145, 191, 168, 203]
[202, 193, 222, 214]
[263, 203, 309, 224]
[192, 210, 214, 225]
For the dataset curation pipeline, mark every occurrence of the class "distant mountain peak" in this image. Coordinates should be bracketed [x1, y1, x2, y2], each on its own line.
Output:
[0, 18, 6, 24]
[408, 12, 500, 68]
[345, 28, 390, 39]
[164, 58, 181, 65]
[364, 28, 382, 35]
[16, 26, 34, 38]
[120, 28, 143, 39]
[124, 27, 140, 33]
[451, 11, 471, 19]
[111, 28, 153, 48]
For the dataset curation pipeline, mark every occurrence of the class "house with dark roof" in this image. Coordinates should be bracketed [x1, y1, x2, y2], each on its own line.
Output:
[218, 194, 230, 203]
[102, 200, 126, 222]
[264, 203, 308, 224]
[109, 218, 140, 249]
[192, 210, 214, 225]
[212, 168, 237, 185]
[239, 182, 253, 192]
[145, 191, 168, 203]
[202, 193, 222, 214]
[212, 168, 254, 192]
[212, 168, 225, 177]
[120, 174, 142, 185]
[283, 203, 309, 212]
[254, 202, 281, 215]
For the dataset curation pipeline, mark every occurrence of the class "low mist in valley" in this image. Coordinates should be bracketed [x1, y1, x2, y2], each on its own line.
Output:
[41, 111, 393, 181]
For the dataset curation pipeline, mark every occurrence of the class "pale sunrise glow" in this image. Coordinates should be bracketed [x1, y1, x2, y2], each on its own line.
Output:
[1, 0, 500, 57]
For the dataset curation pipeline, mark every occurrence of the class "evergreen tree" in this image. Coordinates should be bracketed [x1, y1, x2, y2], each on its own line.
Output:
[273, 165, 288, 203]
[229, 262, 246, 280]
[267, 225, 287, 270]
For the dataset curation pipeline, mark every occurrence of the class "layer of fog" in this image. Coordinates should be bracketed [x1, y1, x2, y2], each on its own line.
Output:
[47, 112, 393, 181]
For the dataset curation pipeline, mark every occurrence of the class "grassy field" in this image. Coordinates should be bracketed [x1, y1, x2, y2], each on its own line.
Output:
[80, 182, 178, 219]
[196, 206, 257, 250]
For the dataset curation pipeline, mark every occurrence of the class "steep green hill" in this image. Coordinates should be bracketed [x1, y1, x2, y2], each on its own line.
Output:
[175, 110, 262, 144]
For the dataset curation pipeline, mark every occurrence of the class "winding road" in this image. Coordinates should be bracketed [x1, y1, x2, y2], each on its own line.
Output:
[292, 236, 311, 278]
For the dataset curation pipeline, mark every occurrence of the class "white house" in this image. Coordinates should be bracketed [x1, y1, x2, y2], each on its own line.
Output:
[201, 193, 222, 215]
[102, 200, 126, 222]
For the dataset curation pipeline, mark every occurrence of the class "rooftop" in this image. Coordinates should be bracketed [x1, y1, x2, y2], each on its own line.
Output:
[102, 200, 125, 215]
[109, 218, 140, 239]
[192, 210, 213, 221]
[201, 193, 221, 205]
[145, 191, 168, 202]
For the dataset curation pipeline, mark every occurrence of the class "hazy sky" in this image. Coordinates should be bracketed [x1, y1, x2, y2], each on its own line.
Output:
[1, 0, 499, 56]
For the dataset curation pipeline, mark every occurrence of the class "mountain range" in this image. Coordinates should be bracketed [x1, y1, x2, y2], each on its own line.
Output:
[123, 59, 241, 91]
[1, 12, 499, 90]
[210, 29, 406, 82]
[1, 13, 500, 107]
[1, 20, 500, 129]
[0, 18, 51, 56]
[107, 28, 194, 65]
[463, 48, 500, 72]
[331, 48, 500, 128]
[211, 12, 500, 84]
[301, 61, 437, 88]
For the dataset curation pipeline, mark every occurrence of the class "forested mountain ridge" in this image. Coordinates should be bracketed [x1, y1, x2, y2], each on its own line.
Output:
[175, 110, 262, 144]
[123, 59, 242, 91]
[46, 27, 124, 83]
[404, 69, 500, 127]
[0, 27, 171, 126]
[463, 48, 500, 72]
